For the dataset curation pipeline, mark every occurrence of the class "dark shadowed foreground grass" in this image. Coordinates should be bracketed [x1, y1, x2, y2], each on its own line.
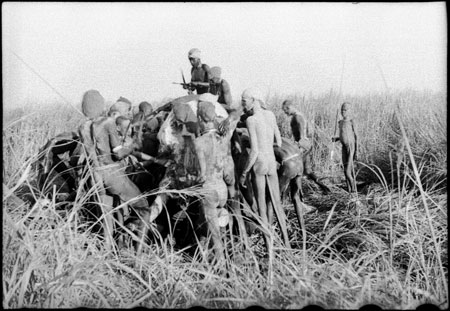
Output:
[3, 90, 447, 309]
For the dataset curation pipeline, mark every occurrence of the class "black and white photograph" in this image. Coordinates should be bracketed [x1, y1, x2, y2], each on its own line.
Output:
[3, 2, 447, 309]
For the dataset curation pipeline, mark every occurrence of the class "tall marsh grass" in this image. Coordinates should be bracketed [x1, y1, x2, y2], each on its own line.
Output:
[2, 89, 447, 309]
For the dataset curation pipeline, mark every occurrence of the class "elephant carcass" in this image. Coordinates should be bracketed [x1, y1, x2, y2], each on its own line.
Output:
[152, 94, 231, 248]
[35, 131, 80, 202]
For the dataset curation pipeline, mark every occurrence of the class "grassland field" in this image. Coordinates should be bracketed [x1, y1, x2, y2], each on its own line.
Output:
[2, 89, 447, 309]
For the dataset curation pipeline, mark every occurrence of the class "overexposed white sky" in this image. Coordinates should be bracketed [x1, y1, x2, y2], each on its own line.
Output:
[2, 2, 447, 109]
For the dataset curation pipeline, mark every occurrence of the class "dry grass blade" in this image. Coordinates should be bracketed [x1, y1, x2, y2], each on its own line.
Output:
[4, 112, 39, 129]
[2, 90, 447, 308]
[3, 164, 31, 199]
[395, 108, 448, 300]
[323, 202, 338, 231]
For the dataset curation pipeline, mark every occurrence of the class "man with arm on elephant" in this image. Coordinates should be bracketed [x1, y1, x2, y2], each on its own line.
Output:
[209, 66, 233, 111]
[90, 99, 160, 253]
[207, 66, 243, 156]
[194, 100, 251, 257]
[193, 101, 233, 261]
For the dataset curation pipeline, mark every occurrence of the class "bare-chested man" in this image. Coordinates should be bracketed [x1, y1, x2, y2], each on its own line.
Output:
[193, 101, 239, 261]
[90, 99, 156, 253]
[196, 94, 249, 245]
[282, 99, 331, 194]
[239, 87, 291, 250]
[207, 67, 244, 157]
[332, 102, 358, 193]
[209, 66, 233, 111]
[186, 48, 211, 95]
[76, 89, 108, 185]
[77, 90, 115, 248]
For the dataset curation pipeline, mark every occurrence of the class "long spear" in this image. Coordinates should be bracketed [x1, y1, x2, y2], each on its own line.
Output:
[8, 49, 84, 116]
[181, 68, 193, 95]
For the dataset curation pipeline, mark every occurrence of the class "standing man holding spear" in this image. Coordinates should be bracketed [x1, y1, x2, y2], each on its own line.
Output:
[177, 48, 211, 95]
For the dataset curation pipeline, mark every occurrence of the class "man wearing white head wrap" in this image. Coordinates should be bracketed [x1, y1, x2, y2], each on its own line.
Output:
[187, 48, 211, 94]
[240, 87, 291, 253]
[188, 48, 201, 59]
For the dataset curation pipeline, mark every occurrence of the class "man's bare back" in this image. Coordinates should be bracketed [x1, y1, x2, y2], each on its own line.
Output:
[195, 130, 228, 205]
[245, 110, 280, 176]
[92, 117, 122, 166]
[240, 87, 290, 251]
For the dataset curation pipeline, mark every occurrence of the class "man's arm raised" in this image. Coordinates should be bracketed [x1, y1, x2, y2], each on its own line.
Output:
[221, 80, 233, 110]
[218, 105, 242, 136]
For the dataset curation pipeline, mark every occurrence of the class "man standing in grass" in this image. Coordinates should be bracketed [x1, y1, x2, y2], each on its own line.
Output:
[193, 101, 239, 262]
[186, 48, 211, 95]
[282, 99, 331, 194]
[332, 102, 358, 193]
[240, 87, 291, 251]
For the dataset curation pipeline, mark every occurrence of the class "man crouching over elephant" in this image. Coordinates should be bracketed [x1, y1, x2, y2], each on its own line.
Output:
[89, 99, 158, 253]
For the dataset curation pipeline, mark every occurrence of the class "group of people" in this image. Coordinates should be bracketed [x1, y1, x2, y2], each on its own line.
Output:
[183, 47, 358, 195]
[42, 47, 359, 260]
[182, 48, 358, 257]
[183, 48, 233, 111]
